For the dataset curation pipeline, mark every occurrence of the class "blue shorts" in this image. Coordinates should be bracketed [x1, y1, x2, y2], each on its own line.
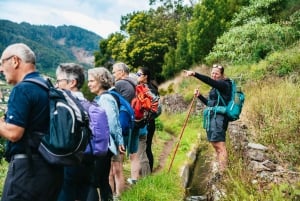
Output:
[123, 127, 139, 154]
[206, 114, 228, 142]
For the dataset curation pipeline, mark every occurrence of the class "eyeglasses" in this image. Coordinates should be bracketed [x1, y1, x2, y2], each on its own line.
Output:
[112, 69, 122, 74]
[56, 79, 69, 84]
[136, 72, 144, 77]
[213, 64, 224, 70]
[0, 55, 15, 66]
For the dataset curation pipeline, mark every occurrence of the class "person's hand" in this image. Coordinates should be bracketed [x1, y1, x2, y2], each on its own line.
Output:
[119, 145, 126, 154]
[194, 88, 200, 97]
[183, 70, 195, 76]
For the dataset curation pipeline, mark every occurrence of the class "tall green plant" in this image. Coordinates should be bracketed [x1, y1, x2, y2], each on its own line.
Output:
[187, 0, 241, 64]
[205, 23, 298, 64]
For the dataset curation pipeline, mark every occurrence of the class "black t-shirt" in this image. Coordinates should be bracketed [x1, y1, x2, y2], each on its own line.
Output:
[194, 72, 231, 107]
[5, 72, 49, 158]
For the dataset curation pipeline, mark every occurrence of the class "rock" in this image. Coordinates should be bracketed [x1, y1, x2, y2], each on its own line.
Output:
[247, 142, 268, 151]
[161, 94, 190, 113]
[261, 160, 277, 171]
[186, 195, 207, 201]
[251, 179, 258, 184]
[246, 149, 265, 161]
[180, 165, 190, 188]
[187, 151, 197, 163]
[248, 161, 271, 172]
[257, 171, 274, 182]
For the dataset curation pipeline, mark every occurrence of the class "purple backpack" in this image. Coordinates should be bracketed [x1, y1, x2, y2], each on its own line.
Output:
[80, 99, 110, 156]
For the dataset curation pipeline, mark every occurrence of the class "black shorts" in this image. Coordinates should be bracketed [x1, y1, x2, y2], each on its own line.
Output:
[1, 154, 63, 201]
[206, 114, 228, 142]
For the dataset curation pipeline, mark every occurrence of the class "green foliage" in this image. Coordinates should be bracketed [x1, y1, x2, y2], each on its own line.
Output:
[81, 82, 95, 101]
[205, 23, 298, 64]
[231, 0, 287, 26]
[0, 138, 5, 162]
[265, 42, 300, 76]
[245, 79, 300, 166]
[96, 2, 191, 83]
[188, 0, 241, 64]
[290, 10, 300, 34]
[158, 88, 168, 96]
[155, 118, 164, 131]
[167, 83, 174, 94]
[0, 162, 7, 196]
[108, 33, 127, 62]
[174, 19, 192, 75]
[162, 47, 176, 78]
[0, 20, 100, 76]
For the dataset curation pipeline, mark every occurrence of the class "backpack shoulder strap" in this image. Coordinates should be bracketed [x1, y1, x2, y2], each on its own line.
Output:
[216, 79, 232, 106]
[23, 78, 52, 90]
[216, 90, 226, 106]
[103, 91, 121, 109]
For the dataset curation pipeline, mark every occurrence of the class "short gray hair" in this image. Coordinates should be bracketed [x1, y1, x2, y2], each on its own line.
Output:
[56, 63, 85, 89]
[3, 43, 36, 65]
[113, 62, 130, 74]
[88, 67, 113, 90]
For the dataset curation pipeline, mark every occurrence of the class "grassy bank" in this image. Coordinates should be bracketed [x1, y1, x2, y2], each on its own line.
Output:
[120, 42, 300, 200]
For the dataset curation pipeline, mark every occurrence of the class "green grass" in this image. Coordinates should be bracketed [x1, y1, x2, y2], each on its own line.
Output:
[121, 172, 185, 201]
[0, 160, 8, 196]
[244, 78, 300, 167]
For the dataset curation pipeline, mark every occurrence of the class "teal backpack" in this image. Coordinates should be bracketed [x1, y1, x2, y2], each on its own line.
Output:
[216, 79, 245, 121]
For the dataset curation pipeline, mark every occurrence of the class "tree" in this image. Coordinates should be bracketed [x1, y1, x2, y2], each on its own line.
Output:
[94, 38, 113, 69]
[123, 10, 177, 82]
[205, 0, 299, 65]
[162, 47, 176, 78]
[95, 0, 192, 82]
[187, 0, 247, 65]
[175, 18, 192, 74]
[107, 32, 127, 62]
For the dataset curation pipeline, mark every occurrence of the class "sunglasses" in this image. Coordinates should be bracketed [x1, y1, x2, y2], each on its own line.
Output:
[136, 72, 144, 77]
[213, 64, 224, 70]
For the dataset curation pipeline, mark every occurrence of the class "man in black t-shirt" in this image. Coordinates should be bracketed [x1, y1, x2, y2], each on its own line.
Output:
[0, 43, 63, 201]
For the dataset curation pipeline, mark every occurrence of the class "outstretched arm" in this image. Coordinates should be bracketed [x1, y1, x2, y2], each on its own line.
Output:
[184, 70, 227, 92]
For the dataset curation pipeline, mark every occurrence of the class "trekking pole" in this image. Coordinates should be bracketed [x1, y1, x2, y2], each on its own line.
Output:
[168, 94, 197, 173]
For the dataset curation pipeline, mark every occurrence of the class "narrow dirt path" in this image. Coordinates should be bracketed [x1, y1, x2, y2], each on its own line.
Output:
[153, 135, 176, 173]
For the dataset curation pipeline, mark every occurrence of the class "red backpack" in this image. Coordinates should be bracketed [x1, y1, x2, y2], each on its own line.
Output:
[131, 84, 159, 125]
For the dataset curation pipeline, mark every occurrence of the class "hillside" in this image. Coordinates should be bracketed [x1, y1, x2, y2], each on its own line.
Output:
[0, 19, 102, 77]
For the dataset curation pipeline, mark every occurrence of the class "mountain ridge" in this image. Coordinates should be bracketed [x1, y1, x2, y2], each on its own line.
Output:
[0, 19, 102, 77]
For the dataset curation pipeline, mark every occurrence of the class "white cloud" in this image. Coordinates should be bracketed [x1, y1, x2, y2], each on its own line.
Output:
[0, 0, 152, 38]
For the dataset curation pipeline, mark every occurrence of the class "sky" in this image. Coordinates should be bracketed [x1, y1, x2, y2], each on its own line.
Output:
[0, 0, 155, 38]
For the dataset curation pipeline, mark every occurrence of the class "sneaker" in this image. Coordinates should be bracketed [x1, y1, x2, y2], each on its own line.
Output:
[127, 178, 137, 185]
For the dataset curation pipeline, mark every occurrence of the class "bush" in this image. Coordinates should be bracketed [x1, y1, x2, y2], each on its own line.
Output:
[205, 22, 298, 64]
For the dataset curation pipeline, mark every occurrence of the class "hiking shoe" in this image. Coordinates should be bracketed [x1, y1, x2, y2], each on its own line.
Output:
[127, 178, 137, 185]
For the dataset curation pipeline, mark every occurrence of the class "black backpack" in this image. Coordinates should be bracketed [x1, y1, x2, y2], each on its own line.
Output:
[24, 78, 91, 166]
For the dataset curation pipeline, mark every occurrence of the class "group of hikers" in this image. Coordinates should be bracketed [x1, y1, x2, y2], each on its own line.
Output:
[0, 43, 231, 201]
